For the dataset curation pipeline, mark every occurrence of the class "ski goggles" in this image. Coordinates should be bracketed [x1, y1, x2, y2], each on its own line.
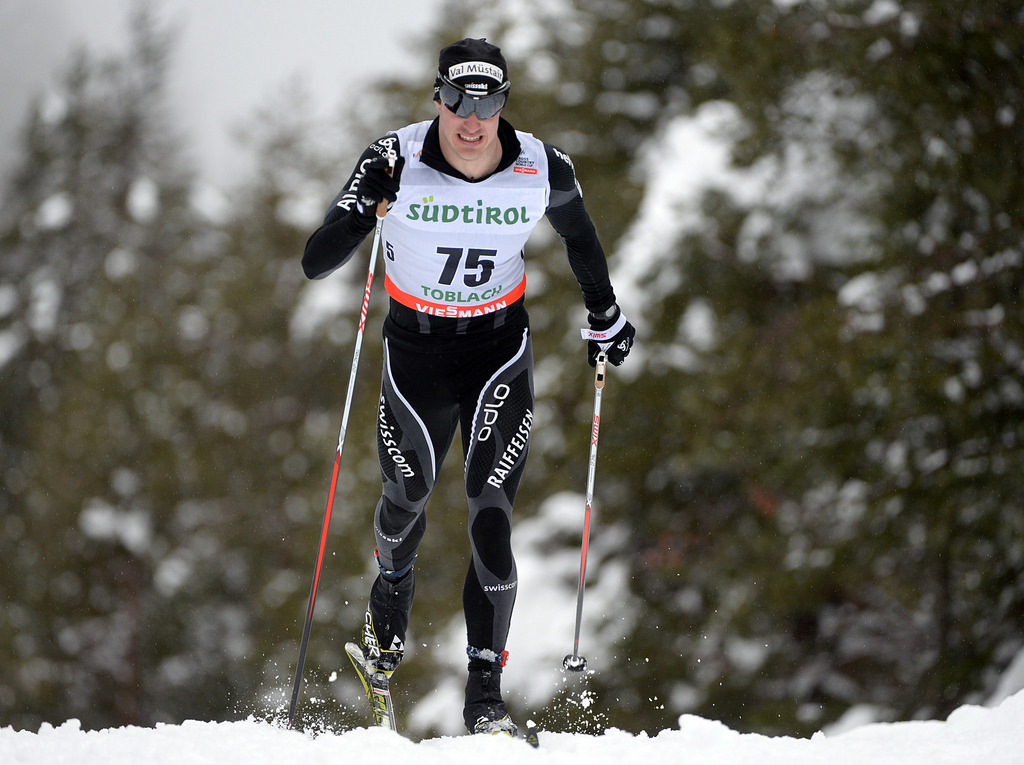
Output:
[437, 76, 510, 120]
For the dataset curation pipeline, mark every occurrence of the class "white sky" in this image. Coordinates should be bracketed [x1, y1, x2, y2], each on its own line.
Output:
[0, 0, 445, 188]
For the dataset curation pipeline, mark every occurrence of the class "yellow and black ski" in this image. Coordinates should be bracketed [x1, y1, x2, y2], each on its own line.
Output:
[345, 642, 397, 731]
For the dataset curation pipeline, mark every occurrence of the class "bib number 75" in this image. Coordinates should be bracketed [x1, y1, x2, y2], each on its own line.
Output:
[437, 247, 496, 288]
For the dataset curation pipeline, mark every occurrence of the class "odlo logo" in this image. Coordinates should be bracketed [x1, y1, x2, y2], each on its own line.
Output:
[407, 196, 531, 226]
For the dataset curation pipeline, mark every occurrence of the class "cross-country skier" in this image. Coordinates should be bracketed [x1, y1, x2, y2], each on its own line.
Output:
[301, 37, 635, 736]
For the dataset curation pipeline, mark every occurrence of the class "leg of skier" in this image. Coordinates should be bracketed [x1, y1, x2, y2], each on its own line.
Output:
[461, 327, 534, 735]
[361, 336, 460, 674]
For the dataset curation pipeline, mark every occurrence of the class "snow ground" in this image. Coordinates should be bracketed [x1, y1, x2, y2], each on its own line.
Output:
[3, 690, 1022, 765]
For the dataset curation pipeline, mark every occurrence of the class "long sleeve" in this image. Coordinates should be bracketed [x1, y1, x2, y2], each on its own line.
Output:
[301, 139, 393, 280]
[542, 143, 617, 314]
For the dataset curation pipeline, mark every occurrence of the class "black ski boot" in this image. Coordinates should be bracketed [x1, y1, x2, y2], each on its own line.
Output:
[464, 664, 517, 736]
[361, 567, 415, 675]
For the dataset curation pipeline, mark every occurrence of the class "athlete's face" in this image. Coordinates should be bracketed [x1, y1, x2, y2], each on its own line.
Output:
[435, 99, 502, 180]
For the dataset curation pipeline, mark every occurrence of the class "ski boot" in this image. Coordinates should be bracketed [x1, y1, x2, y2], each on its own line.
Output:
[464, 665, 518, 737]
[346, 566, 414, 730]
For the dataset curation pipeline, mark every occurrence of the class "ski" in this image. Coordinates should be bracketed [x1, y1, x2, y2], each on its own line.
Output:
[472, 718, 540, 747]
[524, 719, 540, 748]
[345, 642, 397, 731]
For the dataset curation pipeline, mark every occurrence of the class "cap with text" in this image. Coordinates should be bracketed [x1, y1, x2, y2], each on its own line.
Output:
[434, 38, 510, 98]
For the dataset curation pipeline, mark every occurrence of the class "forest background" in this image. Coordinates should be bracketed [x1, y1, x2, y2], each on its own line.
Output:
[1, 0, 1021, 741]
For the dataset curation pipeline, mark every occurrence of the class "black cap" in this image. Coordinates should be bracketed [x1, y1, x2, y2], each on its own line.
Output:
[434, 38, 509, 98]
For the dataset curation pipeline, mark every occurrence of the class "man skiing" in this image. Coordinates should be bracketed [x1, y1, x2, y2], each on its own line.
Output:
[301, 37, 634, 736]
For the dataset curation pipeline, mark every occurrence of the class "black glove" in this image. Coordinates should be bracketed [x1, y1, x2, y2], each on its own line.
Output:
[583, 304, 635, 367]
[355, 154, 404, 216]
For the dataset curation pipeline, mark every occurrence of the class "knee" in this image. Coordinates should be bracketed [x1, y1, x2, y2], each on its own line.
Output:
[470, 507, 513, 579]
[375, 498, 426, 572]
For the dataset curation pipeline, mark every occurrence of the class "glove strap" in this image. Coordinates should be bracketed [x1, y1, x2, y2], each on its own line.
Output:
[581, 311, 627, 346]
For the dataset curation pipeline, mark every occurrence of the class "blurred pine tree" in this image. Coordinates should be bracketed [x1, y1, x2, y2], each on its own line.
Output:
[2, 0, 1020, 739]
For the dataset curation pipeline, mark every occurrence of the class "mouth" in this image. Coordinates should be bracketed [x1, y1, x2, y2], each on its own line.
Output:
[458, 133, 483, 144]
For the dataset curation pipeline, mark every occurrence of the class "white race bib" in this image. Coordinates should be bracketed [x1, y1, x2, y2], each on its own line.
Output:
[381, 122, 550, 319]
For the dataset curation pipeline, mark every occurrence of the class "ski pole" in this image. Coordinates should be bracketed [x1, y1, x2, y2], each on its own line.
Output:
[288, 151, 396, 727]
[563, 350, 607, 672]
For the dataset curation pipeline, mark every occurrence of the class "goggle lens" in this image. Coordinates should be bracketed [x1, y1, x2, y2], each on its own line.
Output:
[439, 81, 507, 120]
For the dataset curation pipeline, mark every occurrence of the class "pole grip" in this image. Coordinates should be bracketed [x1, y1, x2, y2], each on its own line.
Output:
[595, 352, 607, 390]
[375, 150, 397, 218]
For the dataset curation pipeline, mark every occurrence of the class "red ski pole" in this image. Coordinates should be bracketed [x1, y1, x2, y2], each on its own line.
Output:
[563, 351, 607, 672]
[288, 151, 395, 726]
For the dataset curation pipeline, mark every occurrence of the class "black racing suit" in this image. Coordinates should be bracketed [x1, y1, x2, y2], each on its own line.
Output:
[302, 116, 617, 673]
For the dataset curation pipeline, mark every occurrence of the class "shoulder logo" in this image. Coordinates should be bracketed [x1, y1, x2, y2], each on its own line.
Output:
[513, 154, 538, 175]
